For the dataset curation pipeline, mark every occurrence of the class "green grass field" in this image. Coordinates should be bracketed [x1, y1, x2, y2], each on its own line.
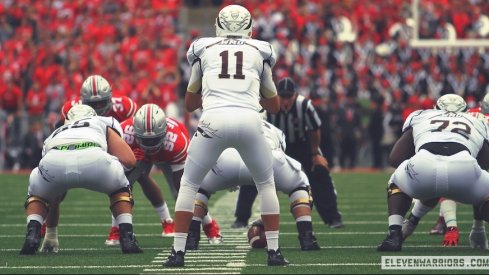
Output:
[1, 171, 489, 274]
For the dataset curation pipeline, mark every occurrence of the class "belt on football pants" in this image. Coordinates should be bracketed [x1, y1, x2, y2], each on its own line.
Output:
[53, 141, 101, 151]
[419, 142, 470, 156]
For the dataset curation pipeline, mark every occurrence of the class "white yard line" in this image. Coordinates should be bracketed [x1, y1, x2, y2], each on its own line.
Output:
[142, 191, 250, 274]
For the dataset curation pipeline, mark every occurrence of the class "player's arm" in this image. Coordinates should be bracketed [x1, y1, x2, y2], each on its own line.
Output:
[185, 41, 203, 113]
[185, 66, 202, 112]
[259, 64, 279, 114]
[388, 128, 415, 168]
[308, 128, 329, 170]
[107, 127, 136, 170]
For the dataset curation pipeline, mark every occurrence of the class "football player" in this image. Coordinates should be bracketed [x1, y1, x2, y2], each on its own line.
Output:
[41, 75, 175, 251]
[61, 75, 137, 122]
[164, 4, 288, 267]
[41, 75, 139, 251]
[402, 94, 489, 249]
[186, 121, 320, 251]
[20, 105, 142, 255]
[119, 103, 223, 244]
[377, 94, 489, 252]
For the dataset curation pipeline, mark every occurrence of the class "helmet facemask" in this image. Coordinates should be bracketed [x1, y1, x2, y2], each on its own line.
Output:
[80, 75, 113, 116]
[133, 104, 168, 153]
[82, 97, 113, 116]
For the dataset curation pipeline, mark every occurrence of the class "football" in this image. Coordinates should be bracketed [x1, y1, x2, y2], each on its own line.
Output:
[247, 222, 267, 249]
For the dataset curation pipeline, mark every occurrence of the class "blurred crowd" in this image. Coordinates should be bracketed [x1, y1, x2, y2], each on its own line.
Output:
[1, 0, 488, 171]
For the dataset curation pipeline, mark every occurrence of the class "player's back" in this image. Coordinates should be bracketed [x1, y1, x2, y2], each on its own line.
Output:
[406, 109, 489, 157]
[188, 37, 275, 111]
[43, 117, 115, 153]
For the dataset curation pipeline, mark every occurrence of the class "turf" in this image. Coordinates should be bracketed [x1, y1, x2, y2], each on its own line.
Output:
[1, 171, 488, 274]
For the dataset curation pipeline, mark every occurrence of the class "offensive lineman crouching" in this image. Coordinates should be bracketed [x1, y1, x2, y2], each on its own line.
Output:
[187, 121, 321, 251]
[377, 94, 489, 252]
[20, 105, 143, 255]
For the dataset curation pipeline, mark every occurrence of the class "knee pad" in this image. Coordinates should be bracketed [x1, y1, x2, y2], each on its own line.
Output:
[24, 195, 49, 210]
[195, 190, 210, 214]
[255, 181, 280, 215]
[387, 183, 404, 198]
[175, 181, 199, 212]
[109, 187, 134, 209]
[288, 186, 312, 212]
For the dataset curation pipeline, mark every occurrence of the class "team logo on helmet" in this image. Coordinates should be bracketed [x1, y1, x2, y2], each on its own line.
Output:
[66, 104, 97, 124]
[435, 94, 467, 113]
[215, 5, 252, 38]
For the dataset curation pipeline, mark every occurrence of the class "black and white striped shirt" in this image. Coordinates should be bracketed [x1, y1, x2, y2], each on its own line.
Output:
[267, 95, 322, 144]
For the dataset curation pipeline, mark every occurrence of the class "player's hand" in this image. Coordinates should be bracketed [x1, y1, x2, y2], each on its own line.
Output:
[312, 155, 329, 172]
[133, 148, 146, 161]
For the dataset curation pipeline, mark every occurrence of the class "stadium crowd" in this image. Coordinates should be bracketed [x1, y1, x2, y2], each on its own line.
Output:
[0, 0, 489, 171]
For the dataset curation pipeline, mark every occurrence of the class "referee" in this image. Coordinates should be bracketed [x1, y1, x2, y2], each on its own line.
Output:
[232, 77, 343, 228]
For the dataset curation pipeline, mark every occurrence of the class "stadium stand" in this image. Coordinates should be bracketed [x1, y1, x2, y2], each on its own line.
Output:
[0, 0, 488, 171]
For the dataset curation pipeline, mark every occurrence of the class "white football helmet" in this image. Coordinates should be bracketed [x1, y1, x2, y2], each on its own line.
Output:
[133, 104, 167, 152]
[66, 104, 97, 124]
[80, 75, 113, 115]
[215, 4, 253, 38]
[435, 94, 467, 112]
[480, 93, 489, 114]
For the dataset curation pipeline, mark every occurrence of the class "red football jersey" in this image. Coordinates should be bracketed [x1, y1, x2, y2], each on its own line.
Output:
[120, 117, 190, 171]
[469, 106, 489, 121]
[61, 96, 137, 122]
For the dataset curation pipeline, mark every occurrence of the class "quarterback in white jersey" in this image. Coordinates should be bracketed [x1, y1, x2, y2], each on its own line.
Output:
[185, 121, 320, 251]
[164, 4, 288, 267]
[377, 94, 489, 252]
[20, 105, 143, 255]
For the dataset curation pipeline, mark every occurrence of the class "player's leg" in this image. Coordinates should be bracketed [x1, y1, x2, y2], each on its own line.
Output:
[232, 185, 258, 228]
[164, 114, 226, 267]
[39, 193, 66, 253]
[430, 202, 447, 235]
[402, 198, 437, 240]
[186, 190, 209, 250]
[441, 199, 459, 246]
[275, 154, 319, 250]
[137, 174, 174, 237]
[470, 205, 488, 249]
[20, 165, 62, 255]
[202, 209, 223, 244]
[289, 186, 320, 250]
[109, 186, 142, 254]
[104, 161, 151, 246]
[20, 194, 49, 255]
[78, 149, 143, 254]
[237, 114, 288, 265]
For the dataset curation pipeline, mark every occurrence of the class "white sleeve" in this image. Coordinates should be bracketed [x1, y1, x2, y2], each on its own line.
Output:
[402, 110, 424, 132]
[187, 61, 202, 93]
[259, 63, 277, 98]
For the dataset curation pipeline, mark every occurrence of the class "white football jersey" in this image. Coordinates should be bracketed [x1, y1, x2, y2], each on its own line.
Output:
[403, 109, 489, 157]
[187, 37, 277, 111]
[43, 116, 122, 155]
